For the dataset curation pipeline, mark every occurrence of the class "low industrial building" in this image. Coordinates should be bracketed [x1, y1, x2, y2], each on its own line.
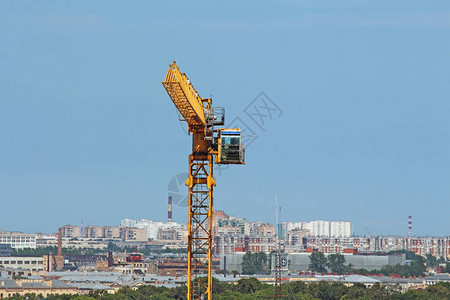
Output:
[220, 252, 406, 274]
[0, 256, 44, 272]
[69, 282, 115, 295]
[45, 271, 187, 292]
[157, 258, 189, 277]
[0, 278, 77, 298]
[243, 273, 425, 292]
[287, 252, 406, 273]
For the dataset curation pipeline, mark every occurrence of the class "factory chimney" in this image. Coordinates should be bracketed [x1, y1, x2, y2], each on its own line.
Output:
[58, 228, 62, 256]
[107, 251, 113, 268]
[408, 216, 412, 237]
[168, 196, 173, 223]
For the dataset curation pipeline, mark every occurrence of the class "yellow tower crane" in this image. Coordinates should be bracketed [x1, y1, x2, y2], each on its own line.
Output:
[162, 61, 245, 300]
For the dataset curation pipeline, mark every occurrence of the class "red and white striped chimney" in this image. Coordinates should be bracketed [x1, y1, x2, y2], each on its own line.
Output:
[408, 216, 412, 237]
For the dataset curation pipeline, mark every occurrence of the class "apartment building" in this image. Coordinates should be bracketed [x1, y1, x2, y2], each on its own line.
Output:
[60, 225, 81, 238]
[119, 227, 147, 242]
[213, 234, 275, 255]
[283, 221, 352, 238]
[0, 232, 37, 249]
[303, 236, 450, 258]
[121, 219, 187, 241]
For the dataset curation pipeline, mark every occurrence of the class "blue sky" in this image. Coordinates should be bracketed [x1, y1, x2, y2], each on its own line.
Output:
[0, 1, 449, 236]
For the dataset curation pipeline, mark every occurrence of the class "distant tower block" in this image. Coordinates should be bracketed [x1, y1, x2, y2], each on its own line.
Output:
[408, 216, 412, 237]
[81, 220, 84, 236]
[168, 196, 173, 223]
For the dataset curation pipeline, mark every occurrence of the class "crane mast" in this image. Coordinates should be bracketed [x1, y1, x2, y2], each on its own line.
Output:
[162, 61, 244, 300]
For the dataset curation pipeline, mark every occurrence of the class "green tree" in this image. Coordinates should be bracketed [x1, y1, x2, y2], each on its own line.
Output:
[241, 252, 268, 275]
[341, 282, 367, 300]
[308, 281, 347, 300]
[234, 277, 264, 294]
[426, 282, 450, 298]
[426, 254, 438, 268]
[364, 282, 399, 299]
[444, 262, 450, 273]
[409, 254, 426, 276]
[390, 249, 416, 260]
[286, 281, 308, 294]
[327, 253, 347, 274]
[308, 252, 327, 273]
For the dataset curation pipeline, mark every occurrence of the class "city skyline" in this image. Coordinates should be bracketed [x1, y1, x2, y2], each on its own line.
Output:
[0, 210, 442, 239]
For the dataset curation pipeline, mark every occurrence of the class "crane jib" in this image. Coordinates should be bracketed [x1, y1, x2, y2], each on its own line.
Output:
[162, 63, 206, 131]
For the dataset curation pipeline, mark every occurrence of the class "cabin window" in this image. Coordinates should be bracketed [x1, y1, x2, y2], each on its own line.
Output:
[219, 130, 244, 164]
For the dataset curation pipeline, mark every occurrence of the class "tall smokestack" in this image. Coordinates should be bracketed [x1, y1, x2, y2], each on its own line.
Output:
[107, 251, 113, 268]
[408, 216, 412, 237]
[223, 255, 227, 277]
[168, 196, 173, 223]
[58, 228, 62, 256]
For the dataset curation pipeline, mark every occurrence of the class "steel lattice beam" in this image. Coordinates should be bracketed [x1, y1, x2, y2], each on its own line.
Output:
[187, 155, 214, 300]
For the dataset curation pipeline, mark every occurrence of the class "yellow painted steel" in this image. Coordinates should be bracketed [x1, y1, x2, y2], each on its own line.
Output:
[162, 61, 207, 133]
[163, 62, 214, 300]
[162, 61, 242, 300]
[186, 155, 214, 300]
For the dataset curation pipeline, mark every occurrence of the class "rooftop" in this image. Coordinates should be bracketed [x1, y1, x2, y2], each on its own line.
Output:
[0, 231, 36, 238]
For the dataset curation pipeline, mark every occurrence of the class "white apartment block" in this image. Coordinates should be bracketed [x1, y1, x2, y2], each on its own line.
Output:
[0, 232, 37, 249]
[330, 221, 353, 238]
[121, 219, 187, 241]
[309, 221, 331, 237]
[284, 220, 352, 238]
[285, 222, 308, 232]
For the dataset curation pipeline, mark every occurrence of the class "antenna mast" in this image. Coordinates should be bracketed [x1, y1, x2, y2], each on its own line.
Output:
[274, 194, 282, 298]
